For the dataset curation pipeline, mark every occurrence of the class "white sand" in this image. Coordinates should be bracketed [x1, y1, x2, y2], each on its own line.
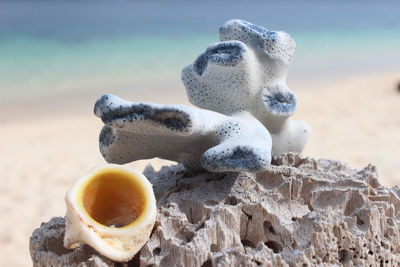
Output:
[295, 71, 400, 187]
[1, 71, 399, 266]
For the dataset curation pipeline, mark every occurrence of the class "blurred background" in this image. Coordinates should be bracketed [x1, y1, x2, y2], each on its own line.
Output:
[1, 0, 399, 117]
[0, 0, 399, 266]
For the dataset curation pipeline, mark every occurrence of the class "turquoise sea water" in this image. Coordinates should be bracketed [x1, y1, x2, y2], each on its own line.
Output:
[0, 0, 399, 104]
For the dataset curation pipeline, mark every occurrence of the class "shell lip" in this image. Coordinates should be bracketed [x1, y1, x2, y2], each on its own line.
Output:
[66, 164, 156, 232]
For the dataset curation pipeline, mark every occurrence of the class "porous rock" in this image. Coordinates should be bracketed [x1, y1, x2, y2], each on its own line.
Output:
[29, 217, 118, 267]
[30, 153, 400, 266]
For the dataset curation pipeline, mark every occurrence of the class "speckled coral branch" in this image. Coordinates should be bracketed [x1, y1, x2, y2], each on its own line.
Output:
[94, 94, 272, 173]
[182, 19, 310, 156]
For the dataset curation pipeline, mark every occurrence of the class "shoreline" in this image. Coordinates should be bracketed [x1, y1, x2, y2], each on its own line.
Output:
[1, 68, 399, 124]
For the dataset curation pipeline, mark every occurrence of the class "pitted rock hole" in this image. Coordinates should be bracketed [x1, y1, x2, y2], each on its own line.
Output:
[201, 259, 212, 267]
[355, 209, 370, 231]
[184, 204, 211, 225]
[210, 244, 218, 252]
[241, 239, 256, 248]
[182, 230, 195, 243]
[224, 195, 238, 206]
[357, 216, 365, 227]
[338, 249, 350, 264]
[196, 221, 206, 231]
[153, 247, 161, 256]
[344, 191, 365, 216]
[263, 220, 276, 236]
[265, 241, 282, 253]
[174, 227, 195, 244]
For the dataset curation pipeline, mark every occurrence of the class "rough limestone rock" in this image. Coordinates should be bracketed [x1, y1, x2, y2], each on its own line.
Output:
[30, 217, 118, 267]
[30, 153, 400, 266]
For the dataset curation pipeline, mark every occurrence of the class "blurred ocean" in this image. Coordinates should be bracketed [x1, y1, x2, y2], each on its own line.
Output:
[0, 0, 399, 104]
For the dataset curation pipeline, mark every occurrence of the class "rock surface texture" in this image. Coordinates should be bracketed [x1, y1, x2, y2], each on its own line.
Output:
[30, 153, 400, 266]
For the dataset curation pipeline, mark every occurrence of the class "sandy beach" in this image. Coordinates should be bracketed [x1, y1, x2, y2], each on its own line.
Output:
[297, 71, 400, 187]
[0, 70, 399, 266]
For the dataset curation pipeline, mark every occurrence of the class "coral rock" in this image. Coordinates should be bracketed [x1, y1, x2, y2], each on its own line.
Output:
[30, 153, 400, 266]
[182, 20, 310, 155]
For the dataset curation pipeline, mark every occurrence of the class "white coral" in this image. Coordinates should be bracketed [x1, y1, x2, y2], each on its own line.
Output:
[94, 94, 272, 172]
[182, 19, 310, 156]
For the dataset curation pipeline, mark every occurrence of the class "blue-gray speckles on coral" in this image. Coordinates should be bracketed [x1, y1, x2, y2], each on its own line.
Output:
[263, 90, 297, 116]
[201, 145, 268, 172]
[99, 126, 115, 148]
[219, 19, 296, 63]
[193, 41, 247, 76]
[95, 95, 192, 133]
[95, 94, 272, 172]
[182, 19, 310, 156]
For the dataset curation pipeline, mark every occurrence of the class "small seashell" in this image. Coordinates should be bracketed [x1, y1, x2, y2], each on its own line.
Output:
[63, 164, 157, 262]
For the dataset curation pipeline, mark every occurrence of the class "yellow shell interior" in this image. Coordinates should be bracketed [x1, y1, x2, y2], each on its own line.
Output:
[77, 168, 147, 228]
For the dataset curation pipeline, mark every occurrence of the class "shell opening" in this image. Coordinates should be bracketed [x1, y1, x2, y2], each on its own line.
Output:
[81, 170, 146, 228]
